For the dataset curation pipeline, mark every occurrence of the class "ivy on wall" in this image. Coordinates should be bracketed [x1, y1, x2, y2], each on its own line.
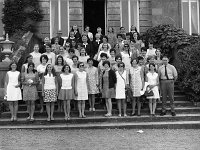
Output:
[2, 0, 43, 36]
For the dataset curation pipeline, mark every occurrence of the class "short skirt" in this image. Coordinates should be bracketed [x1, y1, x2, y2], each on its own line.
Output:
[23, 85, 38, 101]
[102, 88, 115, 99]
[44, 89, 57, 102]
[58, 89, 74, 100]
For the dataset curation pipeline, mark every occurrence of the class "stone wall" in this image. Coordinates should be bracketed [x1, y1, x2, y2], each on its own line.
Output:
[139, 0, 152, 33]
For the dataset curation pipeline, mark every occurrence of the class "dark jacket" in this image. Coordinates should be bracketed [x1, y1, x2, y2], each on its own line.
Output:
[102, 69, 117, 89]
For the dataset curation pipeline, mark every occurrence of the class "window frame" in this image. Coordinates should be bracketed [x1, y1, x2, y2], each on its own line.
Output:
[181, 0, 200, 35]
[49, 0, 69, 39]
[0, 0, 5, 40]
[120, 0, 140, 32]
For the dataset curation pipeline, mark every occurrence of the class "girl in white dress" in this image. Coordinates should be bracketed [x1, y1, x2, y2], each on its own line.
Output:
[75, 62, 88, 118]
[146, 63, 160, 116]
[129, 58, 144, 116]
[121, 44, 132, 71]
[4, 62, 22, 121]
[115, 62, 128, 117]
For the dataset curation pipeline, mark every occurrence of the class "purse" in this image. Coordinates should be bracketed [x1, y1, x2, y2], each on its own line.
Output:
[144, 86, 154, 97]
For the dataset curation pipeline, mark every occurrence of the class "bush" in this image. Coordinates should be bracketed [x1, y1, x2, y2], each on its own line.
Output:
[177, 40, 200, 102]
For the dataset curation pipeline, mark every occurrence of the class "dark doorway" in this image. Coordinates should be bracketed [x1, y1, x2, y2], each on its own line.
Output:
[84, 0, 105, 36]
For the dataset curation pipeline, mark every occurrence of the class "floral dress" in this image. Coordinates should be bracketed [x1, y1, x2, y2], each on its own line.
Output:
[86, 66, 99, 94]
[130, 66, 143, 97]
[22, 72, 39, 101]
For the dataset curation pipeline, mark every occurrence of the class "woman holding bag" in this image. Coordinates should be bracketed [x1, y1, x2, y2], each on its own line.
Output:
[115, 62, 128, 117]
[145, 63, 160, 116]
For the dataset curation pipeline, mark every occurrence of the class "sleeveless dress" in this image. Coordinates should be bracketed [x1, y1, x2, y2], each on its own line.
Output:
[130, 66, 143, 97]
[102, 71, 115, 98]
[86, 66, 99, 94]
[58, 73, 74, 100]
[146, 72, 160, 99]
[75, 71, 88, 100]
[23, 73, 38, 101]
[6, 71, 22, 101]
[43, 74, 57, 102]
[121, 51, 132, 70]
[115, 70, 127, 99]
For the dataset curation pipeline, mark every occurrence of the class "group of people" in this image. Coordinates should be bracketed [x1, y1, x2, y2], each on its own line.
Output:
[4, 24, 178, 122]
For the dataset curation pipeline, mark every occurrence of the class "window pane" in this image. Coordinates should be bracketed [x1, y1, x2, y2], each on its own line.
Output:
[130, 0, 138, 31]
[0, 1, 4, 37]
[191, 2, 198, 34]
[61, 0, 68, 37]
[121, 0, 129, 32]
[182, 2, 189, 34]
[51, 0, 58, 38]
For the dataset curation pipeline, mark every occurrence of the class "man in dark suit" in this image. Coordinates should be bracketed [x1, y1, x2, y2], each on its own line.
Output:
[81, 35, 93, 57]
[51, 30, 64, 46]
[92, 33, 103, 57]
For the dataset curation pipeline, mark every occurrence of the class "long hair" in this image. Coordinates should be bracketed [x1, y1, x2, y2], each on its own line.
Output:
[24, 54, 33, 64]
[27, 62, 37, 74]
[44, 64, 56, 77]
[55, 55, 64, 66]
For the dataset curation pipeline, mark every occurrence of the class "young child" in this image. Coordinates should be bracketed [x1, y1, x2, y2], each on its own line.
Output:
[42, 64, 58, 121]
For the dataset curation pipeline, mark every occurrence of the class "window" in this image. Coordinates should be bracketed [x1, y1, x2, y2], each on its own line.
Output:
[50, 0, 69, 38]
[0, 0, 4, 39]
[121, 0, 139, 32]
[182, 0, 199, 35]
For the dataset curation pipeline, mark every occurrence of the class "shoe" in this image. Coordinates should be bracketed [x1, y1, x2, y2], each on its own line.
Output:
[89, 108, 92, 111]
[10, 117, 14, 122]
[171, 112, 176, 116]
[105, 113, 112, 117]
[82, 115, 86, 118]
[30, 118, 35, 122]
[131, 113, 136, 116]
[47, 118, 50, 122]
[160, 112, 166, 116]
[152, 114, 156, 117]
[13, 117, 17, 121]
[79, 115, 82, 118]
[93, 108, 96, 111]
[118, 114, 122, 117]
[51, 117, 55, 121]
[68, 116, 71, 120]
[64, 116, 68, 121]
[124, 114, 127, 117]
[27, 116, 31, 120]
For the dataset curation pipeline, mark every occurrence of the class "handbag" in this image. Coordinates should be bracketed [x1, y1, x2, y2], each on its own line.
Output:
[118, 72, 133, 100]
[144, 86, 154, 97]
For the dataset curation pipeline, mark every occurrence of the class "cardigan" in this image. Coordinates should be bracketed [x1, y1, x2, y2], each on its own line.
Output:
[101, 69, 117, 89]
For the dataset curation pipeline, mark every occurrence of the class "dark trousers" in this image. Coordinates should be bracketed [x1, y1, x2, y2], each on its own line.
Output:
[160, 80, 175, 112]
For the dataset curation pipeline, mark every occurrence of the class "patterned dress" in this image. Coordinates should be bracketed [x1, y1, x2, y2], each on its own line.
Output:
[130, 66, 143, 97]
[43, 74, 57, 102]
[75, 71, 88, 100]
[23, 73, 39, 101]
[86, 66, 99, 94]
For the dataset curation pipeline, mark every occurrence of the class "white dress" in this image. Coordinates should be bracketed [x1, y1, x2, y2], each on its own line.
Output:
[75, 71, 88, 100]
[121, 51, 132, 70]
[115, 70, 126, 99]
[146, 72, 160, 99]
[6, 71, 22, 101]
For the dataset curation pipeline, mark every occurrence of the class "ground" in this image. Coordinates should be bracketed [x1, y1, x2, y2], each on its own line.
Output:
[0, 129, 199, 150]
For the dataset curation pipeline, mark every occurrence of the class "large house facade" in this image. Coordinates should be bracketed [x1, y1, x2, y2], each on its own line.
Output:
[0, 0, 199, 39]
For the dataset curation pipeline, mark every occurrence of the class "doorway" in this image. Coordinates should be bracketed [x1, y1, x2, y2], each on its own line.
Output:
[84, 0, 106, 36]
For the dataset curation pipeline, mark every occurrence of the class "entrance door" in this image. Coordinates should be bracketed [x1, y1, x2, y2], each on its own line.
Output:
[84, 0, 106, 36]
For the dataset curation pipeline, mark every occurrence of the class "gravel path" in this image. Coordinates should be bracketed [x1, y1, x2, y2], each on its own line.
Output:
[0, 129, 199, 150]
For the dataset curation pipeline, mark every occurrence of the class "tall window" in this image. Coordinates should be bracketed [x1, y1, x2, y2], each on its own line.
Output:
[0, 0, 4, 39]
[50, 0, 69, 38]
[182, 0, 199, 35]
[121, 0, 139, 32]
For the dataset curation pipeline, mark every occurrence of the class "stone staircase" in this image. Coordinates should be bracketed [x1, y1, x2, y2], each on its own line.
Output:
[0, 86, 200, 129]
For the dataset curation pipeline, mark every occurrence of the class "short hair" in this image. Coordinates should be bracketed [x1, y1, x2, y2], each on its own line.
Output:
[110, 48, 116, 54]
[147, 55, 155, 62]
[61, 64, 71, 73]
[77, 62, 84, 68]
[131, 58, 139, 64]
[45, 43, 52, 48]
[115, 55, 122, 61]
[100, 53, 108, 58]
[27, 62, 37, 73]
[68, 48, 75, 53]
[126, 32, 131, 36]
[87, 58, 94, 63]
[120, 26, 125, 30]
[117, 62, 125, 68]
[72, 55, 79, 60]
[9, 61, 18, 71]
[102, 35, 108, 42]
[24, 54, 33, 64]
[117, 33, 122, 38]
[138, 56, 144, 61]
[141, 47, 147, 52]
[40, 54, 49, 63]
[55, 55, 64, 66]
[148, 63, 156, 71]
[102, 60, 110, 67]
